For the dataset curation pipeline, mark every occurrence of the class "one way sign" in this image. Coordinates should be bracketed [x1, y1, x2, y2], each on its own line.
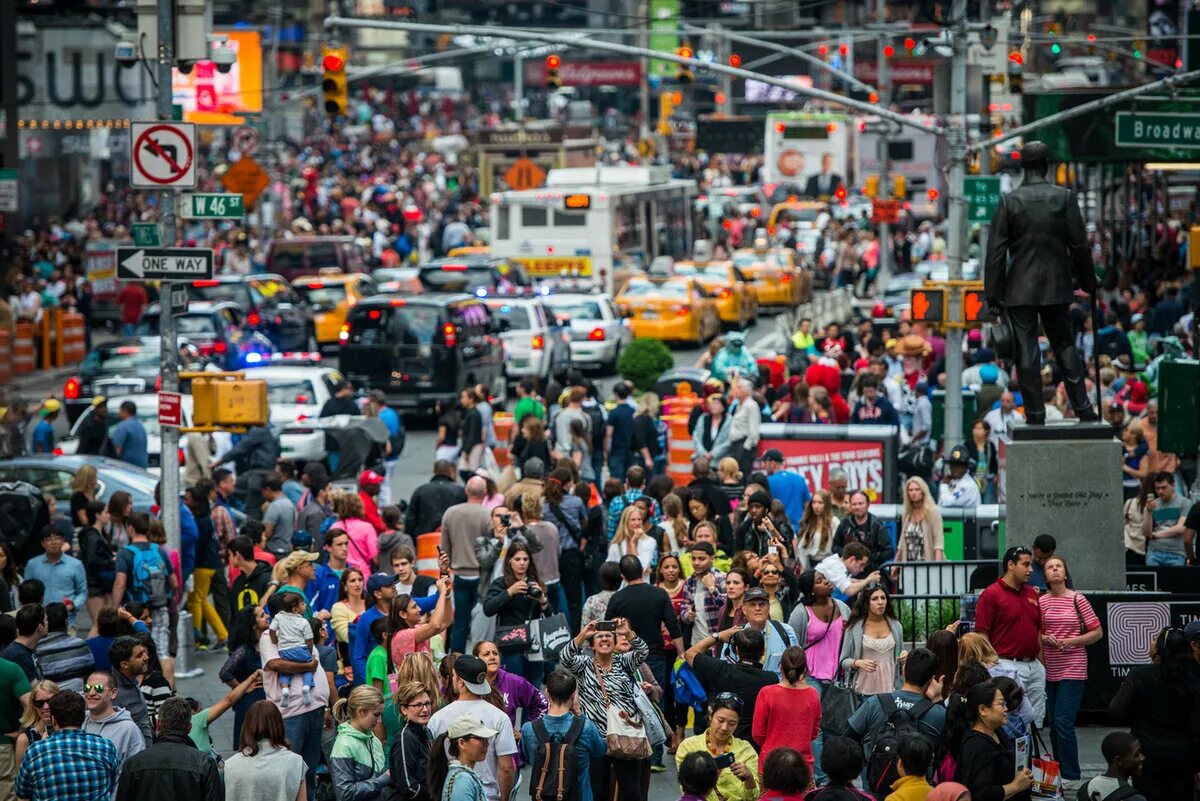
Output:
[116, 248, 214, 281]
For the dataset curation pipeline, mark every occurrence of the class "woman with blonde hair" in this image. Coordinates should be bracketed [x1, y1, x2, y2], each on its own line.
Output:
[632, 392, 666, 476]
[717, 456, 744, 513]
[608, 505, 658, 578]
[386, 681, 434, 801]
[14, 679, 59, 763]
[330, 490, 379, 573]
[795, 490, 837, 569]
[958, 632, 1036, 727]
[69, 463, 98, 528]
[658, 493, 690, 556]
[896, 477, 945, 574]
[330, 685, 388, 800]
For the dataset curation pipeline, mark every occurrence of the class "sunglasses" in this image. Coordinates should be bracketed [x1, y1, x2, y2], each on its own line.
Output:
[33, 698, 52, 708]
[83, 683, 109, 695]
[714, 691, 744, 710]
[761, 570, 781, 576]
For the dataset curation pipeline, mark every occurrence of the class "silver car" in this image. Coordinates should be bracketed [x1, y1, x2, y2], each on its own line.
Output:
[543, 293, 632, 374]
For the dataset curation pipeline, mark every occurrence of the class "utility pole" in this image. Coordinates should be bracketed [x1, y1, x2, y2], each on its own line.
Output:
[875, 0, 891, 285]
[942, 0, 969, 450]
[713, 23, 732, 115]
[156, 0, 181, 553]
[978, 0, 991, 262]
[513, 50, 524, 123]
[1, 0, 17, 251]
[639, 0, 651, 142]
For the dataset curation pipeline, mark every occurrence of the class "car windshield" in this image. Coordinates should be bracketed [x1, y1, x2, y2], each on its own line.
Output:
[186, 282, 248, 305]
[484, 302, 532, 330]
[262, 379, 319, 405]
[80, 346, 160, 378]
[348, 306, 441, 345]
[293, 283, 347, 311]
[419, 266, 497, 292]
[248, 278, 290, 305]
[546, 299, 603, 320]
[176, 315, 218, 336]
[623, 280, 688, 298]
[733, 252, 786, 269]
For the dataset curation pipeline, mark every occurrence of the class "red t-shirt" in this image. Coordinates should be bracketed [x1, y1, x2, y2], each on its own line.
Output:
[751, 684, 822, 769]
[974, 578, 1042, 659]
[117, 283, 148, 325]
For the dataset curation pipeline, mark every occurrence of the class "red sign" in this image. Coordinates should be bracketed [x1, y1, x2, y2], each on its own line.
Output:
[158, 391, 183, 428]
[871, 199, 901, 225]
[756, 438, 888, 501]
[854, 60, 937, 85]
[523, 60, 642, 87]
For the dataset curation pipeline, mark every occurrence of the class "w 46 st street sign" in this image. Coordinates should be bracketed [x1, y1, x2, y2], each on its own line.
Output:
[181, 193, 245, 219]
[1114, 112, 1200, 150]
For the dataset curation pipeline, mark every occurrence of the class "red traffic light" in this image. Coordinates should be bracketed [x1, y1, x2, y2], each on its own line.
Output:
[1008, 51, 1024, 65]
[546, 54, 561, 68]
[817, 44, 829, 56]
[1086, 33, 1096, 42]
[868, 92, 879, 104]
[838, 43, 849, 56]
[322, 53, 345, 72]
[678, 46, 693, 59]
[904, 37, 916, 50]
[834, 186, 847, 200]
[927, 188, 939, 200]
[729, 53, 742, 68]
[883, 45, 895, 58]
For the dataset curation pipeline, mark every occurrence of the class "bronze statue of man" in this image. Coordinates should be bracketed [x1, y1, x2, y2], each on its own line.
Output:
[983, 140, 1097, 424]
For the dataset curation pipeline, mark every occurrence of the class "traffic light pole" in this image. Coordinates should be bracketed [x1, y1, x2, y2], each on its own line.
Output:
[875, 0, 891, 287]
[156, 0, 181, 554]
[943, 0, 969, 452]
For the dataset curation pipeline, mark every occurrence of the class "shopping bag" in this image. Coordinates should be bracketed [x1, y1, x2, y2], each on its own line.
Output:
[819, 678, 862, 737]
[536, 613, 572, 659]
[495, 623, 531, 653]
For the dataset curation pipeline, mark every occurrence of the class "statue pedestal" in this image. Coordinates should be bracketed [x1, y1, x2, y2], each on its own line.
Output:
[1006, 423, 1126, 590]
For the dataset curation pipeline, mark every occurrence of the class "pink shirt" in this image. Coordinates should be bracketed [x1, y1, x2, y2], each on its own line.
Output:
[803, 607, 844, 682]
[1038, 591, 1099, 682]
[338, 518, 379, 573]
[389, 627, 432, 668]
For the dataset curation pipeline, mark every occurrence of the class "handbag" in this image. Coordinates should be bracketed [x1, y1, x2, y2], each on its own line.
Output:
[1072, 594, 1087, 636]
[819, 673, 862, 737]
[535, 612, 572, 660]
[633, 683, 668, 747]
[594, 661, 651, 759]
[1030, 727, 1062, 800]
[495, 623, 531, 653]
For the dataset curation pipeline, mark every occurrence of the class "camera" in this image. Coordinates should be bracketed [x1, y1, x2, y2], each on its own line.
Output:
[115, 40, 139, 67]
[210, 41, 236, 74]
[500, 514, 512, 528]
[528, 585, 544, 600]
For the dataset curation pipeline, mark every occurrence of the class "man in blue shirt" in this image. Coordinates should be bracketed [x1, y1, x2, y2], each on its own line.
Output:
[110, 401, 148, 469]
[31, 400, 61, 454]
[521, 670, 605, 801]
[720, 588, 798, 677]
[761, 448, 812, 530]
[605, 382, 636, 484]
[23, 527, 88, 628]
[368, 390, 404, 506]
[351, 573, 394, 685]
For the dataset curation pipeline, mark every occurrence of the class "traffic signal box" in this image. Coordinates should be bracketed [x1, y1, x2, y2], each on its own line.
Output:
[322, 47, 349, 118]
[189, 373, 268, 429]
[546, 55, 562, 89]
[677, 46, 695, 83]
[910, 282, 987, 330]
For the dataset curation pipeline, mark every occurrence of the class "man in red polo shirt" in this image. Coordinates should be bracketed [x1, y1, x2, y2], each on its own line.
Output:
[974, 545, 1046, 722]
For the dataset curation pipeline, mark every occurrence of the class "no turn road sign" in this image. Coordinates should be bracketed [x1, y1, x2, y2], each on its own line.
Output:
[131, 122, 197, 189]
[116, 247, 214, 281]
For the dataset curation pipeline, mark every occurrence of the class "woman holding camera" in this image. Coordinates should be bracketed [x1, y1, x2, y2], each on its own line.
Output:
[482, 542, 548, 685]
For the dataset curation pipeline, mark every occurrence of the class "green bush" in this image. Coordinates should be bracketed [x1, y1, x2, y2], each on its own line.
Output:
[618, 338, 675, 392]
[899, 597, 961, 645]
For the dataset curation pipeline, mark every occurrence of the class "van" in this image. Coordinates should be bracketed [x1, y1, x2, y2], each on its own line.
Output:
[338, 294, 507, 414]
[265, 237, 367, 281]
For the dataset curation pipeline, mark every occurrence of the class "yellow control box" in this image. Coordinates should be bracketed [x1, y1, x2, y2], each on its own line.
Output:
[192, 376, 268, 427]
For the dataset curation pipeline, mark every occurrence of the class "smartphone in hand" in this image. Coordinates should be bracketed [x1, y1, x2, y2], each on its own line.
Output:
[595, 620, 617, 632]
[713, 752, 736, 769]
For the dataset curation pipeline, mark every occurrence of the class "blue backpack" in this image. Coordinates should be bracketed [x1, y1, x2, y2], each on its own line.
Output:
[124, 544, 169, 609]
[673, 659, 707, 710]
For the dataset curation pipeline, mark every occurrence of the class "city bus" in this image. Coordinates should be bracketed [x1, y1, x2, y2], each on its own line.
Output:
[489, 166, 698, 296]
[763, 111, 852, 193]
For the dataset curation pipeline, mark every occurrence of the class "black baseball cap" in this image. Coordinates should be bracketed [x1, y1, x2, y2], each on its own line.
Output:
[762, 448, 785, 463]
[453, 654, 492, 696]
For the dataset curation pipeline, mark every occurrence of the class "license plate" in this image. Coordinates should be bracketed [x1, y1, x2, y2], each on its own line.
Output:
[95, 381, 142, 396]
[641, 310, 659, 320]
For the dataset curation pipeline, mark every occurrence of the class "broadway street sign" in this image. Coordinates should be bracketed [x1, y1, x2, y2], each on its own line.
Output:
[1114, 111, 1200, 150]
[116, 248, 214, 281]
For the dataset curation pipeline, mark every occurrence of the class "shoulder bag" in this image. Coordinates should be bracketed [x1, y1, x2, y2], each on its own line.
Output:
[594, 660, 651, 760]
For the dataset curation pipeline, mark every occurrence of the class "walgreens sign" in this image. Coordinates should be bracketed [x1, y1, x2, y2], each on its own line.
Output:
[524, 61, 643, 87]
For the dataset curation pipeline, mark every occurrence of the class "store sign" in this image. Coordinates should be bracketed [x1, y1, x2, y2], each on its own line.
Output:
[172, 30, 263, 125]
[755, 433, 892, 500]
[524, 60, 642, 87]
[854, 60, 938, 85]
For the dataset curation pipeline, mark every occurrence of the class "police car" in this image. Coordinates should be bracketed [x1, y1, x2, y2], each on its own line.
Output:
[243, 353, 346, 462]
[481, 292, 571, 387]
[542, 292, 631, 374]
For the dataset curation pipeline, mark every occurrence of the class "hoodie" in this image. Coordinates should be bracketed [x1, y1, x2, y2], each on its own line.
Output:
[330, 721, 390, 801]
[232, 560, 274, 612]
[112, 670, 153, 746]
[85, 707, 148, 798]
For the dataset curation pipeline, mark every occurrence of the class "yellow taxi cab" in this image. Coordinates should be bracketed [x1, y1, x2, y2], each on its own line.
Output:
[766, 200, 828, 237]
[616, 275, 721, 347]
[672, 260, 758, 329]
[731, 241, 809, 307]
[447, 244, 491, 257]
[290, 270, 378, 353]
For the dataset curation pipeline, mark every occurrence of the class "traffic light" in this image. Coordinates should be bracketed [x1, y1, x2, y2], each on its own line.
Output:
[658, 92, 677, 135]
[910, 288, 946, 323]
[321, 46, 349, 118]
[892, 174, 907, 199]
[904, 37, 916, 51]
[676, 46, 694, 83]
[817, 44, 829, 57]
[191, 375, 269, 427]
[729, 53, 742, 68]
[863, 175, 880, 198]
[962, 288, 988, 325]
[1190, 226, 1200, 269]
[546, 54, 561, 89]
[883, 45, 895, 58]
[838, 42, 849, 57]
[834, 186, 848, 201]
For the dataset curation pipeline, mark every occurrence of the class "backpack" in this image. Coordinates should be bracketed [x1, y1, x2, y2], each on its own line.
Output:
[1075, 782, 1143, 801]
[865, 694, 936, 797]
[584, 405, 605, 453]
[124, 544, 169, 609]
[529, 717, 584, 801]
[672, 660, 708, 710]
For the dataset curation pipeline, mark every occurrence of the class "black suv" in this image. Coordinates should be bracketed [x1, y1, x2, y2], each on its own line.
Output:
[417, 256, 531, 294]
[339, 294, 507, 414]
[185, 273, 314, 351]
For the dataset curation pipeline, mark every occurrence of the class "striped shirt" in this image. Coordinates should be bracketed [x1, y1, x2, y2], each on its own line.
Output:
[557, 636, 649, 736]
[1038, 591, 1100, 682]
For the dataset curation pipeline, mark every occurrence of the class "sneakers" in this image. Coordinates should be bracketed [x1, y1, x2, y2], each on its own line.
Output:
[302, 685, 312, 705]
[280, 685, 291, 709]
[649, 763, 667, 774]
[212, 639, 227, 651]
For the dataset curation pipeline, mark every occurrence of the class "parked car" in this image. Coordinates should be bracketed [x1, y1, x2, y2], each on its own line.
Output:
[0, 455, 161, 512]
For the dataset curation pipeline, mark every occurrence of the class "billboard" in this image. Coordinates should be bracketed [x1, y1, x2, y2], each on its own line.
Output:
[523, 61, 642, 87]
[755, 423, 900, 503]
[172, 30, 263, 125]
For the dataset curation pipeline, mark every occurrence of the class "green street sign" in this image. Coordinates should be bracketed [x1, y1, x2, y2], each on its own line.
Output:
[1114, 111, 1200, 149]
[131, 222, 162, 248]
[964, 176, 1001, 223]
[181, 193, 245, 219]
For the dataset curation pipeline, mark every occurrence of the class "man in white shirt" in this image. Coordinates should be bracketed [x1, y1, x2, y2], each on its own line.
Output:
[427, 654, 518, 801]
[814, 542, 880, 599]
[938, 444, 983, 509]
[982, 391, 1024, 448]
[727, 378, 760, 479]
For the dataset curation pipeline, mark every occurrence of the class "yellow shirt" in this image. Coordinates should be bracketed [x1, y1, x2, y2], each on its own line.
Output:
[885, 774, 934, 801]
[674, 734, 759, 801]
[679, 550, 733, 578]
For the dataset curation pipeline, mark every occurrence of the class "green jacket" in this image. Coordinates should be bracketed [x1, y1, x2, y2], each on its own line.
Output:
[329, 722, 388, 801]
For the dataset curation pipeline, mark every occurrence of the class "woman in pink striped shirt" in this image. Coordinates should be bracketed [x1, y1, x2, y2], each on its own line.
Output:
[1037, 556, 1103, 782]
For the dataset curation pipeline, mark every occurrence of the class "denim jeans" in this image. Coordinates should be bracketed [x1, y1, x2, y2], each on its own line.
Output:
[645, 653, 669, 767]
[282, 707, 323, 801]
[1146, 549, 1186, 566]
[501, 651, 544, 687]
[451, 575, 480, 653]
[807, 677, 830, 785]
[1045, 679, 1086, 779]
[607, 452, 630, 485]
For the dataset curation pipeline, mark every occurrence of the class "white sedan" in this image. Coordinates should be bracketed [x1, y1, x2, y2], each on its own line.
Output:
[55, 393, 194, 477]
[542, 293, 632, 374]
[242, 362, 346, 462]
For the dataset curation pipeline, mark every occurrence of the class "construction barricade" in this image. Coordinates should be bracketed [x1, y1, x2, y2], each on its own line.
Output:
[12, 323, 35, 375]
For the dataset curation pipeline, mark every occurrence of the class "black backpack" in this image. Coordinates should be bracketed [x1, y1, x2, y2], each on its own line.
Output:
[1075, 783, 1143, 801]
[529, 716, 585, 801]
[584, 404, 605, 453]
[865, 694, 936, 798]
